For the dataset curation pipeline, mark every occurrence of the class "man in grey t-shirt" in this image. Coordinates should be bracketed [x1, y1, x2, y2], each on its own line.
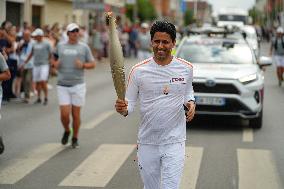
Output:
[23, 28, 52, 105]
[0, 52, 11, 154]
[52, 23, 96, 148]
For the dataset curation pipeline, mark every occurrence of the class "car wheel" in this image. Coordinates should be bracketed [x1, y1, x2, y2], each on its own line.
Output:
[249, 110, 263, 129]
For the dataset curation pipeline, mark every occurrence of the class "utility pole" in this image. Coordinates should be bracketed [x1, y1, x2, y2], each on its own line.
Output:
[24, 0, 32, 25]
[0, 0, 6, 23]
[133, 0, 138, 22]
[194, 0, 198, 18]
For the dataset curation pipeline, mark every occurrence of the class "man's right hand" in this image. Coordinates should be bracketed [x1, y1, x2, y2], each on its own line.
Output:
[115, 99, 128, 116]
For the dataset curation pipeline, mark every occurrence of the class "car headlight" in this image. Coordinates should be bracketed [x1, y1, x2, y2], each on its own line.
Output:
[238, 73, 258, 84]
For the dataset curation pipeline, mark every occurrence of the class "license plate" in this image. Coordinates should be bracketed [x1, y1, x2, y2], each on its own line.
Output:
[195, 96, 225, 106]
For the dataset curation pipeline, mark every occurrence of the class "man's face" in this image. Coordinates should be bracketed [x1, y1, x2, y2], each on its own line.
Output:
[151, 32, 175, 61]
[68, 28, 79, 41]
[35, 35, 42, 42]
[23, 32, 30, 41]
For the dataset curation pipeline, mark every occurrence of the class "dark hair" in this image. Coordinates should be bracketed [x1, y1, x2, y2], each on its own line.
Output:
[150, 20, 176, 42]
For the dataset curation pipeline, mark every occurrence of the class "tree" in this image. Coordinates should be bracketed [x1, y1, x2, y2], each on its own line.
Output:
[126, 0, 157, 22]
[184, 9, 194, 26]
[137, 0, 157, 22]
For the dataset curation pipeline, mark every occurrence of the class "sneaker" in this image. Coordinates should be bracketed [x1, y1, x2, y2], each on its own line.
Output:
[278, 80, 282, 87]
[61, 131, 70, 145]
[0, 137, 4, 155]
[43, 98, 48, 106]
[71, 137, 79, 148]
[34, 98, 41, 104]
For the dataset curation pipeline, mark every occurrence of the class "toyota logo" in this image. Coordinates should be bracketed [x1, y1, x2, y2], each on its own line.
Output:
[205, 79, 216, 87]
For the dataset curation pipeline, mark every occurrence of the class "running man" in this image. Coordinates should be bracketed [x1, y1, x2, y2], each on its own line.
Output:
[0, 52, 11, 154]
[23, 28, 52, 105]
[52, 23, 96, 148]
[270, 26, 284, 86]
[115, 20, 195, 189]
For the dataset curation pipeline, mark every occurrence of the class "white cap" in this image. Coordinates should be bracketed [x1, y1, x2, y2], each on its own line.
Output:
[276, 27, 284, 33]
[32, 28, 44, 37]
[141, 23, 149, 29]
[66, 23, 79, 32]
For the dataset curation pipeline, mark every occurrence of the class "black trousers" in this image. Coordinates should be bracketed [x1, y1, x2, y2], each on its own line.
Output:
[2, 58, 17, 100]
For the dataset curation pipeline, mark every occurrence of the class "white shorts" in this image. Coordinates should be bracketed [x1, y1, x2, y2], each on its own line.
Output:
[137, 142, 185, 189]
[273, 55, 284, 67]
[33, 65, 49, 82]
[57, 83, 86, 107]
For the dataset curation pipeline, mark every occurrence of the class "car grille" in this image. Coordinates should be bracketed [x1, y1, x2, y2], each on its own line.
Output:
[193, 82, 240, 94]
[196, 98, 250, 113]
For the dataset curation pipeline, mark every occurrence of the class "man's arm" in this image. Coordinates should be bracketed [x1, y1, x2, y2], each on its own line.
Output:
[184, 67, 195, 122]
[0, 69, 11, 81]
[75, 59, 96, 69]
[23, 48, 34, 67]
[75, 45, 96, 69]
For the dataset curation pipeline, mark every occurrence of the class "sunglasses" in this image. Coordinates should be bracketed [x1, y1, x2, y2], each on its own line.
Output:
[69, 28, 79, 33]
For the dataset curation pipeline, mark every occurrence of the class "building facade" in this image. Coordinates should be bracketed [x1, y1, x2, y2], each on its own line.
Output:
[0, 0, 84, 28]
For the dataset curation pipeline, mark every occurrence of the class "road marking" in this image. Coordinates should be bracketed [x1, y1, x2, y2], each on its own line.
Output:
[0, 143, 64, 184]
[238, 148, 282, 189]
[59, 144, 135, 187]
[180, 146, 203, 189]
[242, 128, 253, 142]
[83, 110, 115, 129]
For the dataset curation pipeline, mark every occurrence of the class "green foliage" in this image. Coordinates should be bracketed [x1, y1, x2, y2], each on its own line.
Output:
[126, 0, 157, 22]
[137, 0, 157, 22]
[184, 9, 194, 25]
[249, 7, 264, 25]
[126, 4, 134, 22]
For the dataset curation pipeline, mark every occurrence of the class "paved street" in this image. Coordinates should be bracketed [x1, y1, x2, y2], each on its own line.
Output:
[0, 42, 284, 189]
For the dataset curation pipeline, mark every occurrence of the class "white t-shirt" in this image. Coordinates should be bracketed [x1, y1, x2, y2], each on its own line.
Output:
[126, 57, 195, 145]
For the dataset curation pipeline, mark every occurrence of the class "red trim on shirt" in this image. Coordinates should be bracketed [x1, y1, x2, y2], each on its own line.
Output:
[127, 58, 152, 88]
[176, 57, 193, 68]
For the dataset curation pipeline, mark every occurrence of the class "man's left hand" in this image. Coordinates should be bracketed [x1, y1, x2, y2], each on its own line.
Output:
[186, 101, 195, 122]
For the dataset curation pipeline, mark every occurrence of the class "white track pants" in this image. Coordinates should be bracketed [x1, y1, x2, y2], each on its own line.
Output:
[137, 142, 185, 189]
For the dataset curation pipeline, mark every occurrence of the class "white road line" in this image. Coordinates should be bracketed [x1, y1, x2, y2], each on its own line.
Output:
[0, 143, 64, 184]
[180, 146, 204, 189]
[238, 148, 282, 189]
[83, 110, 115, 129]
[242, 128, 253, 142]
[59, 144, 135, 187]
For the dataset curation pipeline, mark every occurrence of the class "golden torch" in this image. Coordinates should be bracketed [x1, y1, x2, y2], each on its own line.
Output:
[106, 12, 126, 100]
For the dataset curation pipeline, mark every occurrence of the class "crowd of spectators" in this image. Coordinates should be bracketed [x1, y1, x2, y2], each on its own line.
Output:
[0, 19, 153, 105]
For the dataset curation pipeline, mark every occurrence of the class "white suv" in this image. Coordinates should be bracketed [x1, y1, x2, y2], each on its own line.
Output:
[176, 31, 271, 128]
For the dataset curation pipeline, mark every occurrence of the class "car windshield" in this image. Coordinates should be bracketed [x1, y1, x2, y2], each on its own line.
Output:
[218, 15, 247, 23]
[177, 40, 254, 64]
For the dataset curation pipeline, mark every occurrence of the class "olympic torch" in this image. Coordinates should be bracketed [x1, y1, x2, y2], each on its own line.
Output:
[106, 12, 126, 100]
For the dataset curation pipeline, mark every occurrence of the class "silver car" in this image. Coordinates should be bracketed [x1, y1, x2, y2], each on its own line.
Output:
[176, 32, 271, 128]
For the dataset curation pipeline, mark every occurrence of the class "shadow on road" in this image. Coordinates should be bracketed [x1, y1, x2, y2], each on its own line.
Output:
[187, 115, 248, 131]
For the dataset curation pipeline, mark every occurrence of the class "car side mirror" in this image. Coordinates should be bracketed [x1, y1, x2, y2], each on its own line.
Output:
[258, 56, 272, 67]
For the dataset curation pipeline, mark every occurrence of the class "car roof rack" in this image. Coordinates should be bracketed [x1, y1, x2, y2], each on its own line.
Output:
[187, 26, 242, 38]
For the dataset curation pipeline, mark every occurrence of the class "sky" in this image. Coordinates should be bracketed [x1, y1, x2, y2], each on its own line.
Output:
[206, 0, 255, 13]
